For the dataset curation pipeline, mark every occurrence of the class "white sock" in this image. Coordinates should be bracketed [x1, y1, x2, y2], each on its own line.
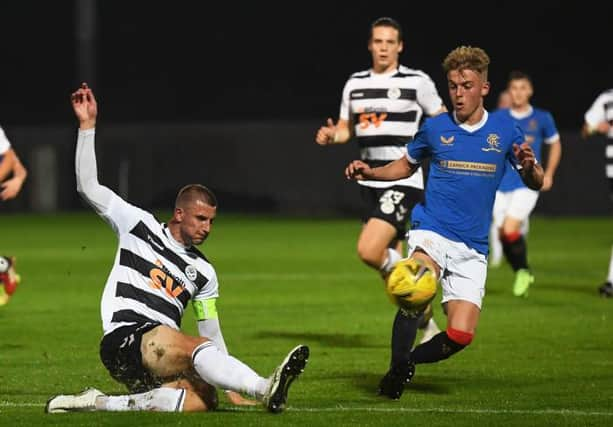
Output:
[423, 318, 440, 334]
[607, 250, 613, 283]
[192, 342, 268, 398]
[489, 224, 502, 264]
[96, 387, 185, 412]
[380, 248, 402, 274]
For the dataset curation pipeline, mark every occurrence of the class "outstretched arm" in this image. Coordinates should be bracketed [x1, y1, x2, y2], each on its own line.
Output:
[581, 121, 610, 139]
[514, 143, 544, 190]
[541, 140, 561, 191]
[72, 83, 114, 214]
[345, 156, 418, 181]
[582, 93, 611, 139]
[315, 118, 351, 145]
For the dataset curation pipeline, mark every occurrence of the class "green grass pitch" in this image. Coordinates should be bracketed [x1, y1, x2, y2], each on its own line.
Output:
[1, 213, 612, 426]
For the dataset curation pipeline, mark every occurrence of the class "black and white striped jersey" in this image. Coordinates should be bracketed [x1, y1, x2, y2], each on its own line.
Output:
[340, 65, 444, 189]
[97, 196, 219, 335]
[585, 89, 613, 179]
[76, 129, 223, 342]
[585, 89, 613, 138]
[0, 126, 11, 155]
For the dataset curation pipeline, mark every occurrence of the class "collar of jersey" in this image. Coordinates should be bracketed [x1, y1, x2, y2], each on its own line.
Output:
[509, 105, 533, 120]
[162, 223, 189, 250]
[369, 66, 398, 78]
[453, 109, 489, 133]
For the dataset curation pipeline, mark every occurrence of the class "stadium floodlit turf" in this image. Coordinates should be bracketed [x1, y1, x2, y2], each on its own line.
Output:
[1, 213, 612, 426]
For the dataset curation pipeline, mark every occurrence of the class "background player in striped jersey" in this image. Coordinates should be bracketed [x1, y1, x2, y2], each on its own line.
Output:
[46, 83, 309, 414]
[345, 46, 543, 399]
[583, 88, 613, 198]
[315, 17, 446, 382]
[0, 125, 27, 306]
[491, 71, 562, 296]
[582, 89, 613, 297]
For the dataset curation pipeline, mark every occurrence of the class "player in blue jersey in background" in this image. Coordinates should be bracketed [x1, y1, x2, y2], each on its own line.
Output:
[345, 46, 544, 399]
[492, 71, 562, 297]
[488, 89, 512, 266]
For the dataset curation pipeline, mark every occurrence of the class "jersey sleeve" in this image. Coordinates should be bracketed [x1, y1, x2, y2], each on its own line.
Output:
[406, 123, 431, 164]
[75, 128, 151, 236]
[542, 111, 560, 144]
[416, 76, 444, 116]
[0, 126, 11, 155]
[339, 79, 352, 121]
[102, 193, 156, 236]
[584, 93, 606, 127]
[192, 269, 220, 301]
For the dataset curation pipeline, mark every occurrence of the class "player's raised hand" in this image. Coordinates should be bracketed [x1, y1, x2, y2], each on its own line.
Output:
[513, 142, 537, 171]
[315, 118, 336, 145]
[0, 177, 23, 200]
[345, 160, 371, 180]
[71, 82, 97, 129]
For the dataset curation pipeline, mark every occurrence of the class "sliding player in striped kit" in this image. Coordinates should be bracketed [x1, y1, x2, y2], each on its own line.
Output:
[46, 83, 308, 414]
[315, 17, 446, 387]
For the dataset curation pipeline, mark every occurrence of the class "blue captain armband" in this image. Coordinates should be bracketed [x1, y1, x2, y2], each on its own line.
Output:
[192, 299, 218, 321]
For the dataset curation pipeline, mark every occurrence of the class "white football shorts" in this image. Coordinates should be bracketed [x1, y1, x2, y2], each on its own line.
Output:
[407, 229, 487, 309]
[492, 188, 539, 229]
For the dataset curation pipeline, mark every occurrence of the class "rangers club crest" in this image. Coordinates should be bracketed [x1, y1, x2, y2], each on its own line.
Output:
[482, 134, 502, 152]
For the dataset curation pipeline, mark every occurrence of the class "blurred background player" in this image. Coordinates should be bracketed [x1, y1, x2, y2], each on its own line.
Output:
[582, 88, 613, 297]
[496, 89, 512, 109]
[0, 125, 27, 306]
[315, 17, 446, 377]
[582, 88, 613, 197]
[594, 247, 613, 297]
[491, 71, 562, 296]
[488, 89, 512, 266]
[345, 46, 544, 399]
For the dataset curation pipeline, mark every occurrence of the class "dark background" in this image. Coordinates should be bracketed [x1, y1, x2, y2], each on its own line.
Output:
[0, 1, 611, 215]
[1, 1, 610, 127]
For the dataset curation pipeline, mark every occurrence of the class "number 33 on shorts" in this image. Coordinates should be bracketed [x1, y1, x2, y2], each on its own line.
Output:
[379, 190, 405, 215]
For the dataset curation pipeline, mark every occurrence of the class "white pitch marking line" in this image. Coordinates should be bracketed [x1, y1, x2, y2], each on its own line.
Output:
[222, 272, 368, 280]
[0, 402, 44, 407]
[2, 402, 611, 417]
[286, 407, 613, 417]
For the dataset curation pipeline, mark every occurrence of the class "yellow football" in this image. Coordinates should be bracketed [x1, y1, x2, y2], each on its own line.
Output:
[386, 258, 437, 311]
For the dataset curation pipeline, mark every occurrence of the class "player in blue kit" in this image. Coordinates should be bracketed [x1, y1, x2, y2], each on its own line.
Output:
[491, 71, 562, 296]
[345, 46, 544, 399]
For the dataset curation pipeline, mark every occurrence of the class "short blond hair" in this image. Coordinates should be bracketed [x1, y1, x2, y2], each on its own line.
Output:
[443, 46, 490, 80]
[175, 184, 217, 209]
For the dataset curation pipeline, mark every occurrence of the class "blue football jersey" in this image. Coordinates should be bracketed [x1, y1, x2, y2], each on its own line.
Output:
[495, 107, 558, 192]
[407, 111, 524, 255]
